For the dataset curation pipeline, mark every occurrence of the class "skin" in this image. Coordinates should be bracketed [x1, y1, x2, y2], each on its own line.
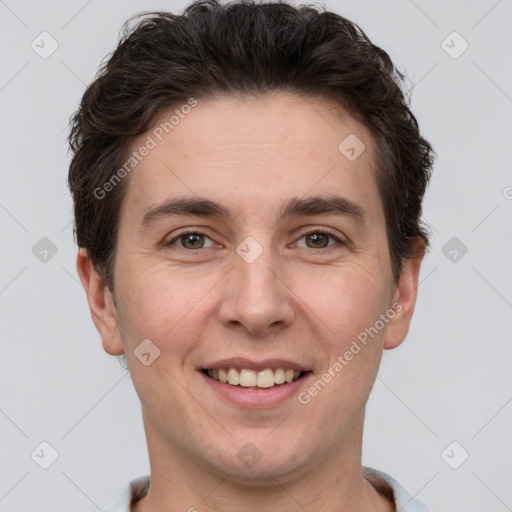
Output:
[77, 91, 425, 512]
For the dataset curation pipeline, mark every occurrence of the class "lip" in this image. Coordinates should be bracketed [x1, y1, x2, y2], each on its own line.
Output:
[199, 369, 314, 408]
[201, 358, 311, 372]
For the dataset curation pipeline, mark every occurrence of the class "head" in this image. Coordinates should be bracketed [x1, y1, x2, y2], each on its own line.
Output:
[70, 0, 434, 485]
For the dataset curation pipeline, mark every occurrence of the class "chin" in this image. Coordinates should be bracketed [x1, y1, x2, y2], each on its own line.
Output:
[220, 458, 305, 486]
[206, 436, 313, 485]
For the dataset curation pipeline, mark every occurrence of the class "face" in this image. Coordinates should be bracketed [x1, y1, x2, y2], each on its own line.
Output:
[78, 92, 423, 484]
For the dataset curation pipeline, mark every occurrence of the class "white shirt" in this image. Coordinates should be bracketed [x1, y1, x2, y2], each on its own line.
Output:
[103, 467, 430, 511]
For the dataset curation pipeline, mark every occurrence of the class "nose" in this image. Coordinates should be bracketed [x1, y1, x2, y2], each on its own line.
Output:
[217, 239, 295, 336]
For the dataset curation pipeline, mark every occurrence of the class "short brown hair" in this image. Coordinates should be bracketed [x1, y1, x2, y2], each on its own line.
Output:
[68, 0, 435, 291]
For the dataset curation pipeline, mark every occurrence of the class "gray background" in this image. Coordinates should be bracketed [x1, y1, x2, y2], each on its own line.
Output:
[1, 0, 511, 510]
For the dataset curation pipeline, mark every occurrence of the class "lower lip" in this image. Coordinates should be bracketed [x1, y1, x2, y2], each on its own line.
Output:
[200, 371, 313, 408]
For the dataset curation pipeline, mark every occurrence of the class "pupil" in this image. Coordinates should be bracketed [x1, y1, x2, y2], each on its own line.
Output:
[183, 234, 203, 249]
[307, 233, 327, 248]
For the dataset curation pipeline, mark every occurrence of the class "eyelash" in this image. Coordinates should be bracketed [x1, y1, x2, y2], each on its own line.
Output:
[166, 228, 344, 250]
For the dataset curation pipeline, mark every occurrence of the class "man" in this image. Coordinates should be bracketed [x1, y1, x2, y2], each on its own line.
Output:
[68, 0, 434, 510]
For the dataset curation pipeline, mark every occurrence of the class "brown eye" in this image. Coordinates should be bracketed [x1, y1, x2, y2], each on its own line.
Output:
[305, 232, 330, 248]
[166, 231, 215, 249]
[296, 229, 342, 250]
[180, 233, 205, 249]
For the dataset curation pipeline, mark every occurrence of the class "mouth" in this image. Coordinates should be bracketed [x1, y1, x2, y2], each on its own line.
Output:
[201, 367, 311, 389]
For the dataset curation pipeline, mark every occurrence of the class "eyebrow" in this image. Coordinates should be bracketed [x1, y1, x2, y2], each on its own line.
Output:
[140, 195, 369, 229]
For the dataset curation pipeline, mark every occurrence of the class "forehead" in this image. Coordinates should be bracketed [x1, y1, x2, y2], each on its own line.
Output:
[120, 92, 383, 226]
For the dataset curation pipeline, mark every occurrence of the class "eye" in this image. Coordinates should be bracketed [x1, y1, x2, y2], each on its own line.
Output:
[295, 229, 344, 249]
[166, 230, 216, 250]
[165, 228, 344, 251]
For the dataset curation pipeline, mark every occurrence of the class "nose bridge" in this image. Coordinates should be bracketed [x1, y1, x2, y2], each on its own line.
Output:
[220, 233, 294, 333]
[238, 242, 277, 297]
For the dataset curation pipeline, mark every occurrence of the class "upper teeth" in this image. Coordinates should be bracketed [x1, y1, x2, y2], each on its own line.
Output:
[207, 368, 302, 388]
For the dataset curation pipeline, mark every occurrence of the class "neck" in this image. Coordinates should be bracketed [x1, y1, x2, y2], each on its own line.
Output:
[132, 410, 393, 512]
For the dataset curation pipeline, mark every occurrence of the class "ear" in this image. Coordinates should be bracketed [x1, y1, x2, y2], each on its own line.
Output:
[384, 238, 426, 350]
[76, 248, 124, 356]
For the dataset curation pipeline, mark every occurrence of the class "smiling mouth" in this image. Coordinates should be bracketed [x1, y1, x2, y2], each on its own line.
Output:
[201, 367, 310, 389]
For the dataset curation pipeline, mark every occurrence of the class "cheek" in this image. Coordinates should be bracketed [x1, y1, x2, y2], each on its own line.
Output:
[297, 261, 390, 391]
[114, 257, 217, 347]
[298, 259, 389, 336]
[113, 262, 208, 413]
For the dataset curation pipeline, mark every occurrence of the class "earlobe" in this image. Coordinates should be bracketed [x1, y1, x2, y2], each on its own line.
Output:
[76, 248, 125, 356]
[383, 239, 426, 350]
